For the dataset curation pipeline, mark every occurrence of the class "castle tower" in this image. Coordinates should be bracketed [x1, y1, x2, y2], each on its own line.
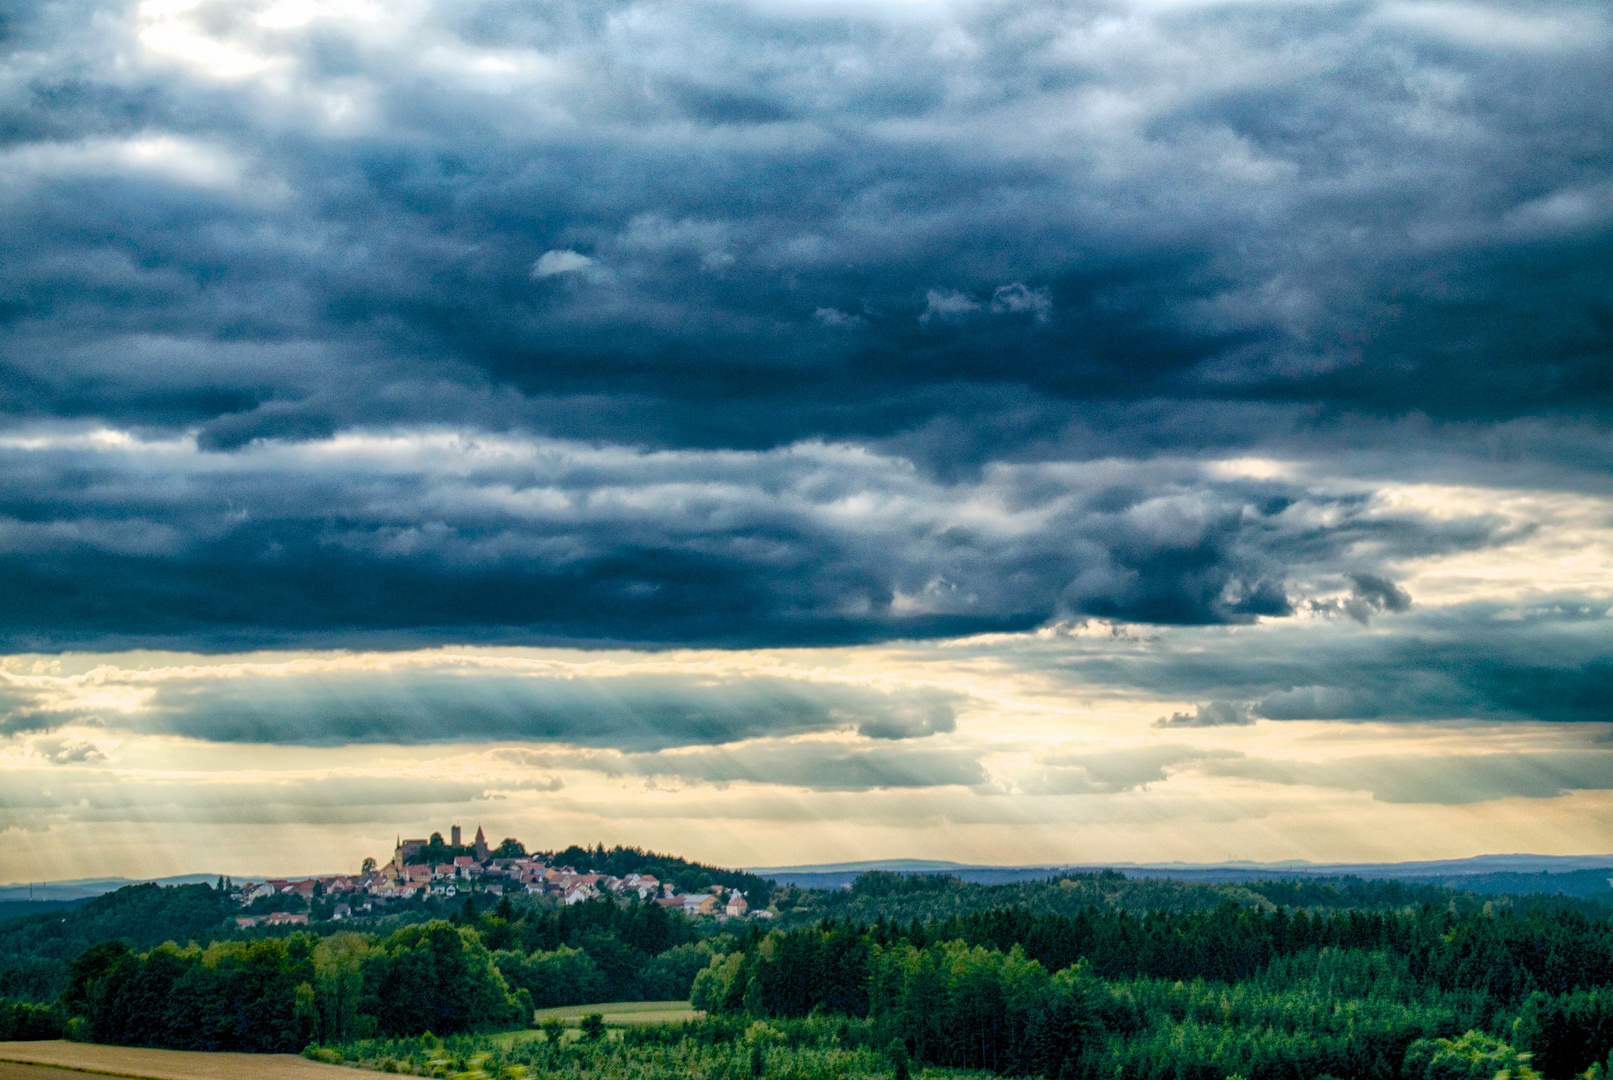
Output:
[474, 825, 489, 861]
[451, 824, 462, 848]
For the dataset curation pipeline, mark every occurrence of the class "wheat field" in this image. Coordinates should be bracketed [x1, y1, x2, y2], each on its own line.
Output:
[0, 1040, 355, 1080]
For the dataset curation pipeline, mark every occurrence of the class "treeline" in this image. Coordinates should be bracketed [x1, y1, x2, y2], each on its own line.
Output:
[692, 904, 1613, 1080]
[29, 894, 725, 1052]
[700, 902, 1613, 1013]
[317, 1012, 1563, 1080]
[62, 922, 522, 1051]
[481, 892, 725, 1005]
[769, 869, 1610, 929]
[0, 882, 239, 1003]
[544, 844, 773, 907]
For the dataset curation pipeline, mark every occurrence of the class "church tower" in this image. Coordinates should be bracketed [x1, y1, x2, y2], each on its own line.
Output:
[474, 825, 489, 861]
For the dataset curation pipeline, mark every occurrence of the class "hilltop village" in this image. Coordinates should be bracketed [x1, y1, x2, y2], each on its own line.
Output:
[231, 825, 762, 927]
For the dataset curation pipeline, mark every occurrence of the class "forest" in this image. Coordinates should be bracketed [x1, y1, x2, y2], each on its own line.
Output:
[2, 867, 1612, 1079]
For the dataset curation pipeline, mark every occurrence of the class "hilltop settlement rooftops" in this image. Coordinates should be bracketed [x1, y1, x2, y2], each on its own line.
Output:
[230, 826, 765, 927]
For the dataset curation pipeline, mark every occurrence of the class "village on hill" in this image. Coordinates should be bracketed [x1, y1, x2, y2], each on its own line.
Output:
[231, 824, 763, 928]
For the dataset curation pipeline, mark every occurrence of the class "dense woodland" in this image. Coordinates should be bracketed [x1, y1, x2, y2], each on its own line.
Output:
[691, 903, 1613, 1080]
[1, 864, 1611, 1079]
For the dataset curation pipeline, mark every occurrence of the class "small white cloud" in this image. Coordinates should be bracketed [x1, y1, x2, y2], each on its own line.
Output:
[531, 249, 595, 278]
[990, 282, 1052, 322]
[919, 288, 980, 324]
[814, 307, 864, 328]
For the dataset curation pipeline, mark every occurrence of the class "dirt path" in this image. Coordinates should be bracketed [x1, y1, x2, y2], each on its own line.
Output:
[0, 1041, 354, 1080]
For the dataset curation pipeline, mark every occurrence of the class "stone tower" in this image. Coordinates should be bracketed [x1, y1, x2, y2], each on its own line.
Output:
[474, 825, 489, 861]
[451, 824, 462, 847]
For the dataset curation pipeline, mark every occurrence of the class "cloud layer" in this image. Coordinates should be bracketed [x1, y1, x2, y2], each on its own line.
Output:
[0, 429, 1535, 648]
[0, 0, 1608, 651]
[0, 0, 1610, 875]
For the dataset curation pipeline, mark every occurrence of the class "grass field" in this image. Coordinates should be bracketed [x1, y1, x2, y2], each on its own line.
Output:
[530, 1000, 700, 1026]
[0, 1040, 353, 1080]
[484, 1000, 701, 1047]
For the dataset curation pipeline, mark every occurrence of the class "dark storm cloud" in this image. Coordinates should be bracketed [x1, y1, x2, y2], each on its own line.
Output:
[0, 435, 1509, 648]
[0, 0, 1608, 649]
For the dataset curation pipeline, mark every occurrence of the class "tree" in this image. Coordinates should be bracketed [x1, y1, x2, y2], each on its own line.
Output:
[362, 922, 521, 1037]
[888, 1038, 911, 1080]
[579, 1012, 606, 1041]
[361, 858, 377, 875]
[493, 838, 527, 859]
[1405, 1032, 1543, 1080]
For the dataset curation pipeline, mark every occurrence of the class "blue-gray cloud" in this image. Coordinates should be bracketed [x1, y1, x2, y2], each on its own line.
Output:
[1017, 602, 1613, 726]
[0, 664, 962, 749]
[0, 0, 1606, 654]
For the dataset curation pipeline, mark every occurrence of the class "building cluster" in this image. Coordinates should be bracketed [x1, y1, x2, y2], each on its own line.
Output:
[232, 824, 762, 928]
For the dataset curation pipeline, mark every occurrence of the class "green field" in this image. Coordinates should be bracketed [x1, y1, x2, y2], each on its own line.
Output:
[530, 1000, 700, 1025]
[486, 1001, 701, 1046]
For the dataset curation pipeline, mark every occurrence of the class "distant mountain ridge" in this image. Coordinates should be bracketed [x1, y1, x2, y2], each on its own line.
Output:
[9, 853, 1613, 903]
[748, 854, 1613, 896]
[0, 874, 253, 904]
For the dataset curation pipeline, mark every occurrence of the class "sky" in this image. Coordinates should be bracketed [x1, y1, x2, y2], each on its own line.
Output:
[1, 0, 1611, 882]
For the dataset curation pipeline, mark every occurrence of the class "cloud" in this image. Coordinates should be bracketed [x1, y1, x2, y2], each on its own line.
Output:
[1017, 745, 1241, 795]
[26, 734, 111, 765]
[1153, 701, 1254, 728]
[501, 739, 988, 792]
[0, 652, 964, 749]
[531, 250, 596, 279]
[0, 771, 515, 829]
[919, 289, 982, 324]
[981, 600, 1613, 726]
[1208, 747, 1613, 805]
[0, 431, 1535, 649]
[1, 0, 1605, 465]
[0, 0, 1605, 708]
[1308, 574, 1414, 623]
[990, 283, 1052, 323]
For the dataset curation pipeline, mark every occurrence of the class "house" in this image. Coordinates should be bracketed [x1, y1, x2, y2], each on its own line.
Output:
[332, 903, 352, 920]
[235, 916, 263, 928]
[724, 893, 749, 918]
[484, 883, 503, 897]
[563, 882, 599, 905]
[265, 912, 309, 926]
[680, 893, 718, 917]
[620, 873, 660, 900]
